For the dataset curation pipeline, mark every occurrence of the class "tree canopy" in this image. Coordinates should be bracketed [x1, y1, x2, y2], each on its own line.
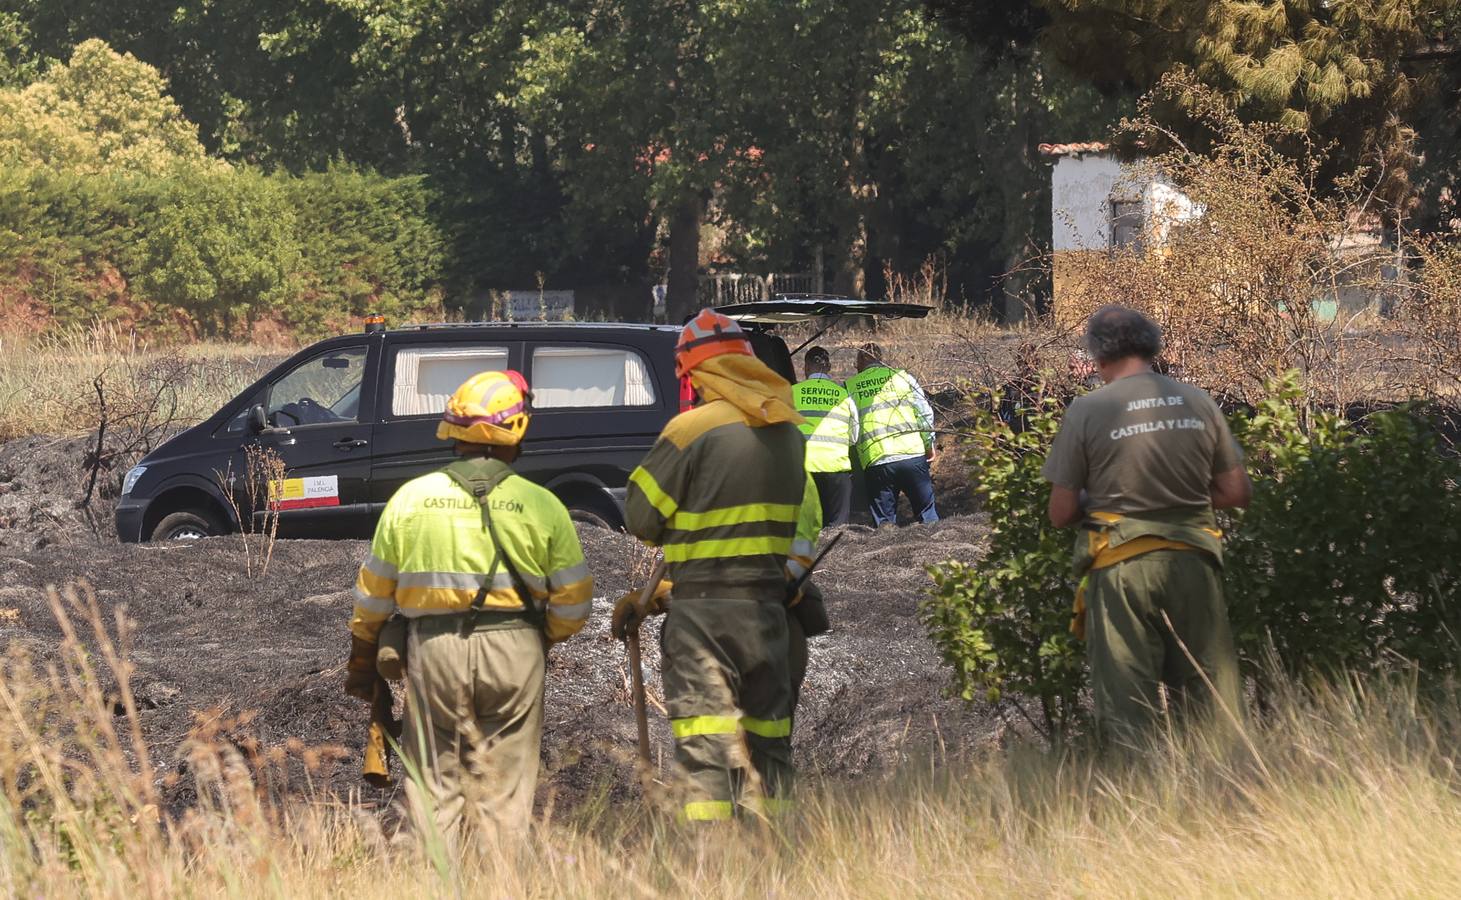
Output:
[0, 39, 212, 174]
[0, 0, 1453, 324]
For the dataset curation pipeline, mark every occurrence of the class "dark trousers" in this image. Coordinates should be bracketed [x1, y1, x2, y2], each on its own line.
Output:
[811, 471, 852, 527]
[661, 597, 793, 819]
[865, 456, 938, 526]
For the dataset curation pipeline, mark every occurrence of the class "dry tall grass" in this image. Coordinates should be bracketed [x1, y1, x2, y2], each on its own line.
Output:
[7, 581, 1460, 898]
[0, 324, 273, 441]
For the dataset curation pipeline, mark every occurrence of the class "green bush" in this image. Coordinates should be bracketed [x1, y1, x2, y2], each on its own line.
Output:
[1224, 374, 1461, 680]
[921, 392, 1085, 739]
[0, 166, 131, 323]
[924, 373, 1461, 735]
[124, 169, 299, 335]
[284, 168, 446, 335]
[0, 164, 447, 338]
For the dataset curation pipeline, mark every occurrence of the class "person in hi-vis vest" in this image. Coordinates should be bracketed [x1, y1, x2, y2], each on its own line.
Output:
[847, 343, 938, 526]
[791, 346, 858, 526]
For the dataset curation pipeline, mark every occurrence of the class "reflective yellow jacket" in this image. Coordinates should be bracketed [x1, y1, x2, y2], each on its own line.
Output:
[792, 376, 858, 473]
[846, 365, 932, 466]
[350, 459, 593, 644]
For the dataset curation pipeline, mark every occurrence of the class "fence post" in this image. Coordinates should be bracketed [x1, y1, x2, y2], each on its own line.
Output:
[814, 245, 825, 294]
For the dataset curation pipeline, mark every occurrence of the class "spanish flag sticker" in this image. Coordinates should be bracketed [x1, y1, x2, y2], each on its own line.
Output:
[268, 475, 340, 510]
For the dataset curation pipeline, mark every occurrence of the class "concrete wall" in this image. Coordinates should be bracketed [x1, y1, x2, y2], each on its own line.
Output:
[1050, 153, 1125, 252]
[1146, 179, 1202, 247]
[1050, 153, 1205, 324]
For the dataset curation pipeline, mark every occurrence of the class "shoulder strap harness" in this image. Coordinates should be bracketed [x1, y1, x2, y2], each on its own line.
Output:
[441, 459, 541, 634]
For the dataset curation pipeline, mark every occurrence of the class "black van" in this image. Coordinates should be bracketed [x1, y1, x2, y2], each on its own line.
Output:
[115, 297, 928, 542]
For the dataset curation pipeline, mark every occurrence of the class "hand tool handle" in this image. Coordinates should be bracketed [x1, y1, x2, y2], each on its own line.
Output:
[362, 678, 394, 788]
[788, 531, 845, 598]
[627, 559, 667, 766]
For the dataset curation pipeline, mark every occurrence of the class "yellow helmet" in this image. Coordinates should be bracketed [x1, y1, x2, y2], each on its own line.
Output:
[436, 370, 532, 445]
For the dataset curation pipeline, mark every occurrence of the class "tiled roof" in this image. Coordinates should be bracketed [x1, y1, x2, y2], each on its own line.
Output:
[1037, 141, 1110, 159]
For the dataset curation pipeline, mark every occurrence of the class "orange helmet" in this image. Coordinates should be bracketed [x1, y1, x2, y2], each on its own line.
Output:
[437, 370, 532, 445]
[676, 308, 754, 378]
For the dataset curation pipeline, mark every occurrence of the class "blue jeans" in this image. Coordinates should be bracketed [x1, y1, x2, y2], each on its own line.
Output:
[865, 456, 939, 526]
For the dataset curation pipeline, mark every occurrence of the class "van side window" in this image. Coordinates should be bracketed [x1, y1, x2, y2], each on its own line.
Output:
[392, 345, 509, 417]
[267, 347, 367, 427]
[531, 346, 656, 408]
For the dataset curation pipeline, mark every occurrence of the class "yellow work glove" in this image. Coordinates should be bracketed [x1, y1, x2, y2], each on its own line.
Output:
[344, 635, 379, 702]
[611, 579, 673, 640]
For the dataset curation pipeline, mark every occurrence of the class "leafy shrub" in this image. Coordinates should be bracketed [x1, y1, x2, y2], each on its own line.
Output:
[925, 372, 1461, 735]
[125, 169, 299, 335]
[284, 168, 446, 335]
[0, 166, 131, 324]
[0, 39, 212, 175]
[1224, 373, 1461, 680]
[0, 165, 447, 338]
[922, 390, 1084, 739]
[1053, 74, 1406, 410]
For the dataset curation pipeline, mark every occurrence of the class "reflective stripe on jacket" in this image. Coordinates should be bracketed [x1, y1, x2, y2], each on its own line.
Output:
[846, 366, 930, 467]
[792, 378, 858, 473]
[350, 460, 593, 644]
[626, 398, 806, 593]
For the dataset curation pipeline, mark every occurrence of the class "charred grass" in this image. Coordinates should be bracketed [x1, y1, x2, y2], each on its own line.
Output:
[4, 581, 1460, 897]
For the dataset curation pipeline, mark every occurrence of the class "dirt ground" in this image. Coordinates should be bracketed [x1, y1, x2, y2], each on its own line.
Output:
[0, 431, 1001, 812]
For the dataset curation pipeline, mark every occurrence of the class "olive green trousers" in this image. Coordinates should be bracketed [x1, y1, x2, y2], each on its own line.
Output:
[661, 595, 794, 820]
[1085, 549, 1242, 748]
[787, 612, 807, 721]
[402, 617, 545, 847]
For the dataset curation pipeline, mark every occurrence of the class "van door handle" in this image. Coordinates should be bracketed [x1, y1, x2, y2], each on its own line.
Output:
[333, 438, 368, 451]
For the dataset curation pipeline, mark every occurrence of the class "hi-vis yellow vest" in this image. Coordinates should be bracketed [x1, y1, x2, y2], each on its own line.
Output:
[792, 379, 855, 473]
[846, 366, 926, 466]
[350, 459, 593, 644]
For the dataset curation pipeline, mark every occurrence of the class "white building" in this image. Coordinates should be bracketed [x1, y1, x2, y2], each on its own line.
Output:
[1040, 141, 1388, 323]
[1040, 141, 1201, 322]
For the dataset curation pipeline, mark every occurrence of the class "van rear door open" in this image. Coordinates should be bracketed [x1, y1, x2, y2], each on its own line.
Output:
[714, 295, 933, 380]
[713, 296, 934, 326]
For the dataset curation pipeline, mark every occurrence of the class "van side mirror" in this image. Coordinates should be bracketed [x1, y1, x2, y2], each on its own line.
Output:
[247, 405, 268, 435]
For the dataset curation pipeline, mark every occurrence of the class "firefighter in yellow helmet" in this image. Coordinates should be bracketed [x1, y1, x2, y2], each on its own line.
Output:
[618, 308, 808, 820]
[344, 370, 593, 845]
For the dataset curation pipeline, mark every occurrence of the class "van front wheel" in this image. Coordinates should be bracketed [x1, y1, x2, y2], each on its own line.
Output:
[150, 509, 224, 542]
[566, 498, 624, 531]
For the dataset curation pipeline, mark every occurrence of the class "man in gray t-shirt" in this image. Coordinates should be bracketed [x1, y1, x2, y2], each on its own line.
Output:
[1043, 306, 1252, 746]
[1043, 368, 1243, 516]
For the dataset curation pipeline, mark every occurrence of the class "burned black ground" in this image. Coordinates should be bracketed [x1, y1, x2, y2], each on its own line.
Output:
[0, 433, 1000, 811]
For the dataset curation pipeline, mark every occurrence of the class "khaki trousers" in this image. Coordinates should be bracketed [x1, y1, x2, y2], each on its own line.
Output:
[1085, 549, 1242, 748]
[402, 617, 545, 847]
[661, 595, 794, 820]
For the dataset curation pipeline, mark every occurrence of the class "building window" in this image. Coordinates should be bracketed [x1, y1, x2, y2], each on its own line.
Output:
[1110, 200, 1144, 251]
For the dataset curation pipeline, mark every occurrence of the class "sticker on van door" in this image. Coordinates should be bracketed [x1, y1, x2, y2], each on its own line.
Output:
[268, 475, 340, 510]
